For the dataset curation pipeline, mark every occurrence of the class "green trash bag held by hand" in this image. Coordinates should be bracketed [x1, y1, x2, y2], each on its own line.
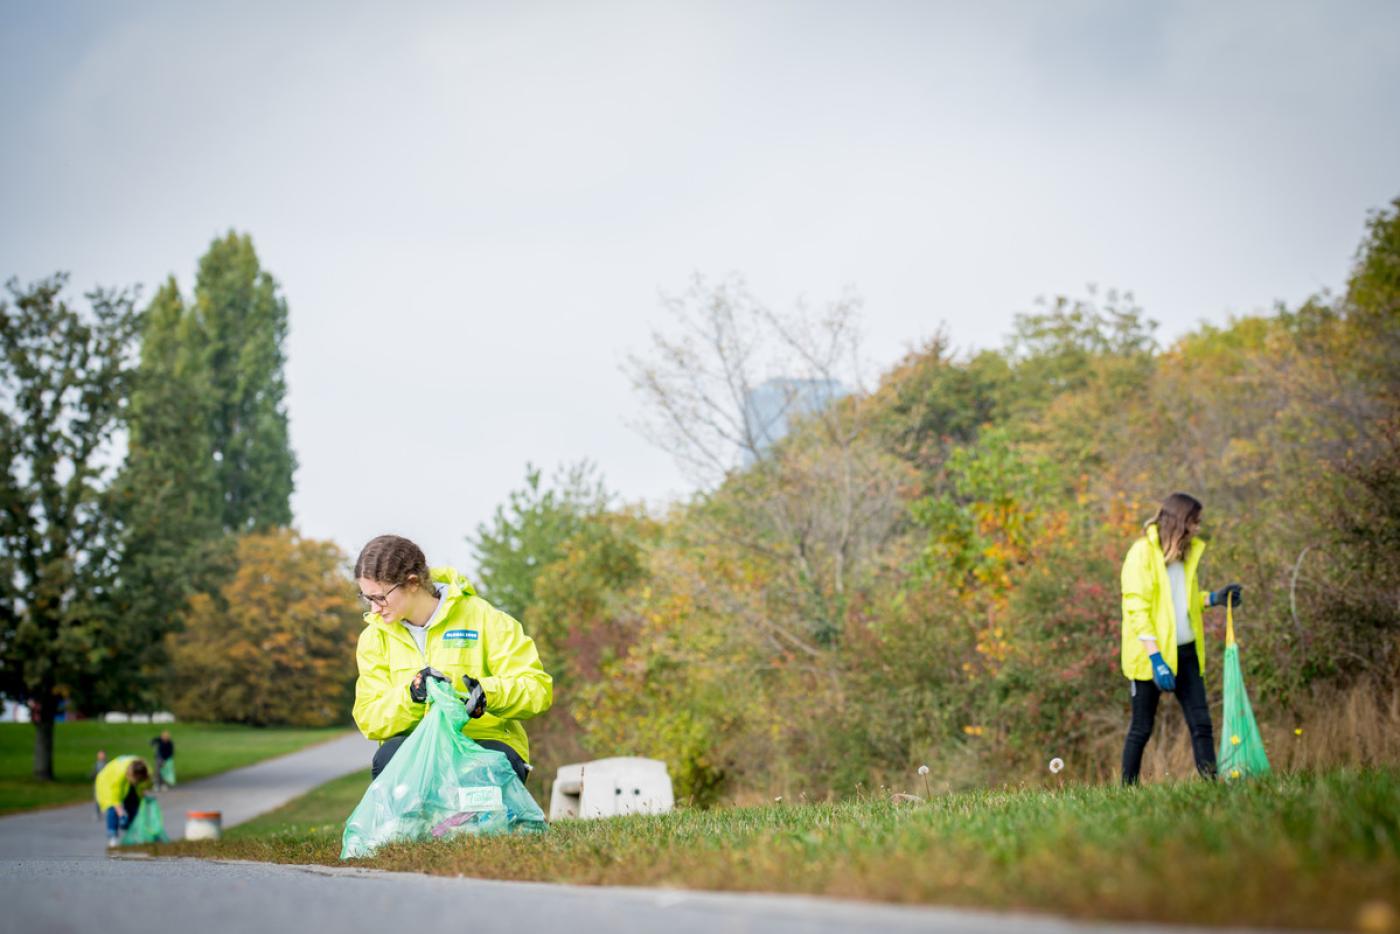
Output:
[121, 795, 170, 844]
[159, 758, 176, 787]
[340, 677, 545, 859]
[1218, 603, 1270, 780]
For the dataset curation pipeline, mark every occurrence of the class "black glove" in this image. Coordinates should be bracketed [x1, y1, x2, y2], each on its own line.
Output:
[1210, 583, 1243, 608]
[409, 667, 449, 704]
[461, 675, 487, 719]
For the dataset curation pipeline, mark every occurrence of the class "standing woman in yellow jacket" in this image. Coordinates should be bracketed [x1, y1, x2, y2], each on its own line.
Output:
[1120, 493, 1242, 784]
[352, 534, 553, 783]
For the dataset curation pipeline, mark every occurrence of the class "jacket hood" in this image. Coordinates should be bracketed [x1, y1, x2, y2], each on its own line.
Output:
[429, 566, 478, 598]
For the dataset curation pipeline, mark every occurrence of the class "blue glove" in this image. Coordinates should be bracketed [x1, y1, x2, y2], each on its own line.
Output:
[1209, 583, 1243, 608]
[1148, 652, 1176, 692]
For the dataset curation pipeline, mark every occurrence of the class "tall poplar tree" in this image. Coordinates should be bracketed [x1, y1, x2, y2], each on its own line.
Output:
[113, 233, 297, 710]
[195, 232, 296, 531]
[110, 278, 223, 707]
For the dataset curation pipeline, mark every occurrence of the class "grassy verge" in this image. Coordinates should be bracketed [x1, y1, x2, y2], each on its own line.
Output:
[221, 769, 371, 840]
[139, 767, 1399, 930]
[0, 722, 351, 814]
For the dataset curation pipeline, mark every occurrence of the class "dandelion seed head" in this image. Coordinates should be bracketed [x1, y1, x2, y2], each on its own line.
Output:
[1049, 757, 1064, 774]
[917, 765, 929, 776]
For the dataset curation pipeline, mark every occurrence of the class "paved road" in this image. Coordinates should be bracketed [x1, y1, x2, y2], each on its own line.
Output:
[3, 855, 1294, 934]
[0, 733, 1303, 933]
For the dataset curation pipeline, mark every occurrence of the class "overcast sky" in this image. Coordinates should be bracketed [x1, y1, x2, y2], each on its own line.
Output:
[2, 0, 1397, 576]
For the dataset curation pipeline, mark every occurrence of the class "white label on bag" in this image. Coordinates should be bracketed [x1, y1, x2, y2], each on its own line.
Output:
[456, 786, 504, 811]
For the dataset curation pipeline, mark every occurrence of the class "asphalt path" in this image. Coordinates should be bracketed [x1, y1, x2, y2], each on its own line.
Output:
[3, 855, 1301, 934]
[0, 733, 1305, 933]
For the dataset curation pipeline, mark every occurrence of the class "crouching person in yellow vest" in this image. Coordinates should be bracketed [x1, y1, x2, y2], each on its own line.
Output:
[94, 755, 152, 849]
[352, 534, 553, 784]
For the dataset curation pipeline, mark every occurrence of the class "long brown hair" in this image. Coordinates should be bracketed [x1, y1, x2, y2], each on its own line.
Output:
[354, 534, 438, 596]
[1149, 492, 1202, 562]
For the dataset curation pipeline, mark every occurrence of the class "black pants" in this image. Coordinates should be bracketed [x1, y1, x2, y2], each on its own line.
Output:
[371, 733, 530, 784]
[1122, 644, 1217, 784]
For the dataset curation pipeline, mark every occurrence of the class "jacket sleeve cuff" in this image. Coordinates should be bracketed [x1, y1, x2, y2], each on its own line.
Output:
[478, 676, 502, 710]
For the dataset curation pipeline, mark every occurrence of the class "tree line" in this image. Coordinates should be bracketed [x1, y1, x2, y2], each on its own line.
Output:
[0, 233, 360, 780]
[6, 201, 1394, 795]
[472, 198, 1400, 803]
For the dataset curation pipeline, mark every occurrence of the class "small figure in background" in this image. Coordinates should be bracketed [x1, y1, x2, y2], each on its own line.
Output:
[149, 730, 176, 789]
[94, 756, 151, 849]
[90, 749, 108, 818]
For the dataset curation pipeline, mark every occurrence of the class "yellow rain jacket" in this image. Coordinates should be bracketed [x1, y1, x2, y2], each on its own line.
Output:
[94, 755, 151, 811]
[353, 567, 552, 763]
[1121, 523, 1208, 681]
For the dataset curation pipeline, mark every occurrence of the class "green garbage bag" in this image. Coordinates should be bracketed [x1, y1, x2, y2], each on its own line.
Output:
[340, 677, 545, 859]
[1218, 604, 1270, 781]
[121, 795, 170, 844]
[159, 758, 176, 787]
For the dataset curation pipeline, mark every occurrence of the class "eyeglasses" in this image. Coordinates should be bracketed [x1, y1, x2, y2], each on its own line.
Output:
[359, 582, 402, 608]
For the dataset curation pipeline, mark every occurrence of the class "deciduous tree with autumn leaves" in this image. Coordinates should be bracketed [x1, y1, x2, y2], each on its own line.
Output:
[164, 529, 361, 727]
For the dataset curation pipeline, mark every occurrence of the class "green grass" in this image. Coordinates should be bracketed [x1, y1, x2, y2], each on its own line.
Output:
[0, 721, 351, 814]
[221, 769, 371, 840]
[140, 767, 1400, 930]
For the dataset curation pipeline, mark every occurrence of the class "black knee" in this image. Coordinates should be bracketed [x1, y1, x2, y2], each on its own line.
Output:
[371, 734, 409, 779]
[476, 740, 531, 784]
[1126, 723, 1154, 743]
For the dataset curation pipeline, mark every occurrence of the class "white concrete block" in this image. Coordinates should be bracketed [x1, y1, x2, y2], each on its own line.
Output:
[549, 757, 674, 821]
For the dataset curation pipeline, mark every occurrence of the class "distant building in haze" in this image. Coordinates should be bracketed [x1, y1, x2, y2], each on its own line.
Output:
[741, 377, 847, 464]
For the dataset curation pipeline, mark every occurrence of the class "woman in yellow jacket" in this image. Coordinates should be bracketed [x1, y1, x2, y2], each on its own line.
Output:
[352, 534, 553, 783]
[1120, 493, 1242, 784]
[94, 755, 151, 848]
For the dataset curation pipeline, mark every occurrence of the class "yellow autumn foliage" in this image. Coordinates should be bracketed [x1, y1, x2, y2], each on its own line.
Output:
[164, 529, 362, 726]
